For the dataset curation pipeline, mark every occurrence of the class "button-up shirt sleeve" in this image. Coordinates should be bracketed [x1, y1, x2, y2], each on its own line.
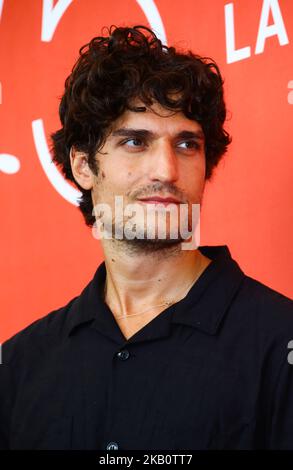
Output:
[268, 357, 293, 449]
[0, 367, 10, 448]
[0, 341, 15, 449]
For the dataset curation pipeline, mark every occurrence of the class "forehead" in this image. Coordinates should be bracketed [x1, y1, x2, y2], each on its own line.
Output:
[111, 99, 203, 134]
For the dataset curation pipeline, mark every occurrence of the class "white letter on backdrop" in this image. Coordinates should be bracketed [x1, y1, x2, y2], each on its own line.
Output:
[255, 0, 289, 54]
[225, 2, 251, 64]
[41, 0, 73, 42]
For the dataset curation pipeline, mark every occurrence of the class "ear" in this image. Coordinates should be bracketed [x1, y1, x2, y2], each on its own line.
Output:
[70, 146, 94, 190]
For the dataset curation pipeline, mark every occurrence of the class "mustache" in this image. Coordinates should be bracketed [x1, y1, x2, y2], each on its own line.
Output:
[130, 183, 185, 201]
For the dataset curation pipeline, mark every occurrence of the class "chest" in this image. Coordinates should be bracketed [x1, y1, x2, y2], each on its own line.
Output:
[10, 335, 258, 449]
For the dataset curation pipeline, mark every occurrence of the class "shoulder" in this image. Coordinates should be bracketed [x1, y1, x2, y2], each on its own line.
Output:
[229, 274, 293, 356]
[2, 295, 78, 366]
[236, 274, 293, 318]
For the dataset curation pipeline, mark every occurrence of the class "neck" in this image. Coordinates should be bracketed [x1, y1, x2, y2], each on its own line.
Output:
[101, 239, 212, 320]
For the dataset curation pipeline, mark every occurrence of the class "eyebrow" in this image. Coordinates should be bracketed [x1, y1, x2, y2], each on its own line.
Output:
[111, 128, 205, 142]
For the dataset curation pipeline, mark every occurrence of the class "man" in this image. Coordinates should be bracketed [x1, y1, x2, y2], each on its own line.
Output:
[1, 25, 293, 450]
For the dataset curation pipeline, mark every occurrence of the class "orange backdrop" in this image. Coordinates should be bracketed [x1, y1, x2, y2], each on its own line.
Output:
[1, 0, 292, 343]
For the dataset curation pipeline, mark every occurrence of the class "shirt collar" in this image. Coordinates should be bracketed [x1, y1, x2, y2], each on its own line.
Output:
[65, 245, 245, 339]
[171, 245, 245, 334]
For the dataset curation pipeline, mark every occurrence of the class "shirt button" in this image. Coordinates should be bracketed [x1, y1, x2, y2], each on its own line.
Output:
[106, 441, 119, 450]
[116, 349, 130, 361]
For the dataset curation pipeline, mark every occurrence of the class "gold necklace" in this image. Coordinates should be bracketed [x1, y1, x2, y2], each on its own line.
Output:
[106, 260, 203, 320]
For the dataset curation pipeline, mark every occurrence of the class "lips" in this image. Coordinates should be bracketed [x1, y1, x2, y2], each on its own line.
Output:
[138, 196, 182, 204]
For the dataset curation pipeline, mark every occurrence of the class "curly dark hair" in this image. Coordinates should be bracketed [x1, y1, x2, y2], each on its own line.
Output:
[50, 24, 231, 227]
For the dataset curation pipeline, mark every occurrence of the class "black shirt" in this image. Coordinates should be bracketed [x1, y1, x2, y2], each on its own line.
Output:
[1, 245, 293, 450]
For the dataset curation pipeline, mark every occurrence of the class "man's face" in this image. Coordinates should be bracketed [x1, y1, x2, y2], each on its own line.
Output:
[90, 100, 206, 250]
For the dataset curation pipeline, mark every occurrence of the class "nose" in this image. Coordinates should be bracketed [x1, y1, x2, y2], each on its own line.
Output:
[147, 141, 179, 183]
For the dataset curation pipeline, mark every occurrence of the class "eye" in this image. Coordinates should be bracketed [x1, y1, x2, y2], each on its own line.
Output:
[177, 140, 201, 151]
[121, 138, 145, 148]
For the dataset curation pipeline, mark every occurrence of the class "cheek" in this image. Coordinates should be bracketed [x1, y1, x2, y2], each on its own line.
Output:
[184, 169, 206, 200]
[193, 157, 206, 184]
[185, 157, 205, 181]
